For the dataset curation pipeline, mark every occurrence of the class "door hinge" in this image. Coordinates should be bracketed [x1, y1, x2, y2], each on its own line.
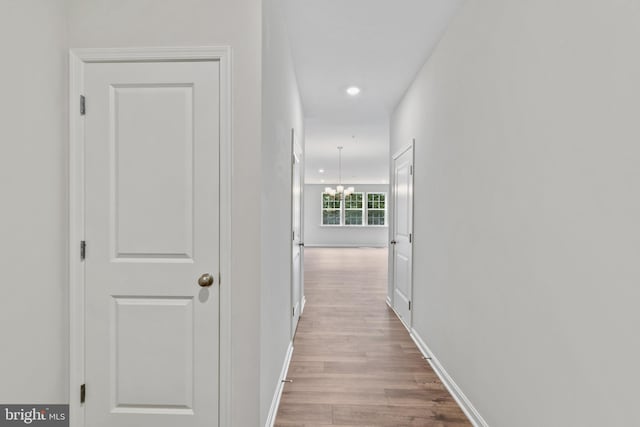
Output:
[292, 306, 295, 317]
[409, 233, 412, 243]
[410, 165, 413, 175]
[80, 241, 86, 260]
[409, 301, 411, 311]
[80, 95, 86, 115]
[80, 384, 86, 403]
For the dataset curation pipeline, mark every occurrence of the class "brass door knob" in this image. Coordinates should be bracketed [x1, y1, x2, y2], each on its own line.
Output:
[198, 273, 214, 287]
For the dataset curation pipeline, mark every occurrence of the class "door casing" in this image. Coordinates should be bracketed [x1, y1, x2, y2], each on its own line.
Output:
[68, 47, 232, 427]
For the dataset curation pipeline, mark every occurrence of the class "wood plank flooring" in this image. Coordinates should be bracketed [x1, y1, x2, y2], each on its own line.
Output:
[275, 247, 471, 427]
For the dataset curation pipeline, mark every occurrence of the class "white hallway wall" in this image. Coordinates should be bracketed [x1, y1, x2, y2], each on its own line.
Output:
[0, 0, 69, 403]
[392, 1, 640, 426]
[261, 0, 304, 424]
[304, 184, 389, 247]
[0, 1, 264, 425]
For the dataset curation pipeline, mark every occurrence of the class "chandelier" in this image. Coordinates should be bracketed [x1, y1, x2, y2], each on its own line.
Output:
[324, 146, 355, 199]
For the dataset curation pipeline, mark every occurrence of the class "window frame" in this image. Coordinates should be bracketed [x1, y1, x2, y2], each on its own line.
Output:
[320, 191, 388, 227]
[343, 192, 365, 226]
[366, 192, 387, 227]
[320, 192, 342, 226]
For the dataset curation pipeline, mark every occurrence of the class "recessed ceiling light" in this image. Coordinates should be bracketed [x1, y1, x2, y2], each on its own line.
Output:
[346, 86, 361, 96]
[318, 169, 325, 173]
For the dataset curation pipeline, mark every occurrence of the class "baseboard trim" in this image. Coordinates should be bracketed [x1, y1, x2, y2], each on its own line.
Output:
[265, 341, 294, 427]
[301, 296, 307, 314]
[409, 329, 489, 427]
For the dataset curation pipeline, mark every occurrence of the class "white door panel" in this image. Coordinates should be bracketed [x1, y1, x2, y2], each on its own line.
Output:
[113, 85, 194, 258]
[113, 297, 193, 410]
[392, 145, 414, 326]
[84, 60, 219, 427]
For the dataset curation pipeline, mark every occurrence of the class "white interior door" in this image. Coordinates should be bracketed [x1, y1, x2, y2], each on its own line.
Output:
[392, 144, 414, 327]
[291, 130, 304, 337]
[83, 59, 220, 427]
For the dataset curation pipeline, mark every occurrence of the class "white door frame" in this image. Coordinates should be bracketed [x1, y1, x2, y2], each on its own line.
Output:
[68, 47, 232, 427]
[388, 139, 415, 329]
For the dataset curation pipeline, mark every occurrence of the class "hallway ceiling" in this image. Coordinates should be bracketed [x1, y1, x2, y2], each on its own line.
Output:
[284, 0, 463, 184]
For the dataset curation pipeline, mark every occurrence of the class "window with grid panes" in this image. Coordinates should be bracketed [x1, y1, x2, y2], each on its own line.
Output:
[321, 193, 342, 225]
[367, 192, 386, 226]
[344, 192, 364, 225]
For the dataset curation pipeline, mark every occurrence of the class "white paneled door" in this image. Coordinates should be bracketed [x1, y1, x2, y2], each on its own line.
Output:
[291, 131, 304, 337]
[391, 143, 414, 327]
[83, 59, 220, 427]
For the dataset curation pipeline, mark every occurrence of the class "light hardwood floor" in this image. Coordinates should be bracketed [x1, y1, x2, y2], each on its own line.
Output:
[275, 247, 471, 427]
